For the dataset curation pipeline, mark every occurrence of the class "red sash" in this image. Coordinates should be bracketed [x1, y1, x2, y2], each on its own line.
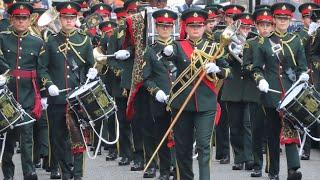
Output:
[179, 40, 221, 124]
[10, 70, 42, 119]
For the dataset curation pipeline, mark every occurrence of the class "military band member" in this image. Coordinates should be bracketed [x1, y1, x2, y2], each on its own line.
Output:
[221, 12, 254, 171]
[114, 6, 127, 21]
[243, 7, 273, 178]
[38, 2, 97, 180]
[91, 3, 112, 22]
[167, 9, 231, 180]
[124, 0, 138, 15]
[203, 6, 218, 42]
[142, 9, 176, 180]
[297, 2, 320, 161]
[0, 2, 44, 180]
[253, 3, 309, 180]
[0, 0, 13, 32]
[214, 4, 244, 165]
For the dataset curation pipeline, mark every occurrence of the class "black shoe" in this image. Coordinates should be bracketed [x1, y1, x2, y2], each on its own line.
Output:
[143, 167, 156, 178]
[287, 169, 302, 180]
[131, 161, 144, 171]
[219, 156, 230, 164]
[35, 162, 41, 168]
[169, 167, 176, 177]
[50, 171, 61, 179]
[42, 157, 50, 171]
[269, 174, 279, 180]
[232, 163, 244, 170]
[16, 147, 21, 154]
[23, 172, 38, 180]
[97, 150, 102, 156]
[106, 151, 117, 161]
[118, 157, 130, 166]
[251, 169, 262, 177]
[245, 161, 254, 170]
[300, 153, 310, 160]
[3, 177, 13, 180]
[157, 174, 170, 180]
[74, 176, 82, 180]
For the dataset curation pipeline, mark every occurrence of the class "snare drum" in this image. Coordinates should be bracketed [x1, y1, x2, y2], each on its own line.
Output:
[278, 82, 320, 128]
[0, 87, 24, 133]
[67, 79, 116, 123]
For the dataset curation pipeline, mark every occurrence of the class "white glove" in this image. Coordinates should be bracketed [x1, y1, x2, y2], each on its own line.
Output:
[308, 22, 320, 35]
[48, 85, 60, 96]
[41, 98, 48, 110]
[163, 45, 173, 56]
[258, 79, 269, 93]
[205, 63, 221, 74]
[115, 50, 130, 60]
[86, 68, 98, 80]
[232, 44, 242, 56]
[299, 72, 309, 82]
[0, 75, 6, 86]
[155, 90, 168, 103]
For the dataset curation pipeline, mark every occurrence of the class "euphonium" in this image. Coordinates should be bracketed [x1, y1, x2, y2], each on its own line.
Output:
[37, 7, 61, 34]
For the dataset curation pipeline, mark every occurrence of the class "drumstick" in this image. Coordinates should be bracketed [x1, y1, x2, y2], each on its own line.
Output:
[286, 69, 311, 94]
[59, 88, 71, 93]
[84, 62, 97, 86]
[268, 88, 281, 94]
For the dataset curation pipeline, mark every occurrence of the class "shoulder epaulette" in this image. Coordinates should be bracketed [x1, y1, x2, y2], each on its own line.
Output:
[0, 31, 11, 35]
[30, 33, 43, 40]
[77, 29, 87, 36]
[247, 36, 258, 42]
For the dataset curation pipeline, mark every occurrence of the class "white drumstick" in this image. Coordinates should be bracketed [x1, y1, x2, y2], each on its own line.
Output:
[268, 88, 282, 94]
[59, 88, 71, 93]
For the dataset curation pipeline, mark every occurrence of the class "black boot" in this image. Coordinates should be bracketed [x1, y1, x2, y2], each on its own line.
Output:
[23, 172, 38, 180]
[287, 169, 302, 180]
[50, 170, 61, 179]
[143, 167, 156, 178]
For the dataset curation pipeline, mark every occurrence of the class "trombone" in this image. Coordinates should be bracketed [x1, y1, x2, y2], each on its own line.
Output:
[143, 21, 239, 173]
[37, 7, 61, 34]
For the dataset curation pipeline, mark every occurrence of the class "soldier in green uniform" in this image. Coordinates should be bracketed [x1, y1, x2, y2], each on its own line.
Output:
[97, 20, 119, 161]
[167, 9, 231, 180]
[90, 3, 112, 22]
[0, 2, 44, 180]
[98, 7, 133, 166]
[203, 6, 218, 42]
[38, 2, 96, 180]
[142, 9, 176, 180]
[296, 2, 320, 161]
[220, 12, 254, 171]
[252, 3, 308, 180]
[243, 7, 273, 178]
[214, 4, 244, 165]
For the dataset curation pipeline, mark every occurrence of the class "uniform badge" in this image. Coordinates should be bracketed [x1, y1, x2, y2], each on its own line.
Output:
[193, 12, 198, 17]
[246, 15, 249, 19]
[19, 5, 24, 9]
[100, 6, 104, 10]
[233, 7, 237, 10]
[67, 4, 72, 9]
[208, 10, 212, 14]
[282, 5, 286, 10]
[263, 11, 268, 16]
[308, 5, 312, 10]
[164, 13, 169, 18]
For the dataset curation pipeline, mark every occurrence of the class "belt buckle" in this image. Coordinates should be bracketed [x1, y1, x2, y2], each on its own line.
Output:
[272, 44, 282, 54]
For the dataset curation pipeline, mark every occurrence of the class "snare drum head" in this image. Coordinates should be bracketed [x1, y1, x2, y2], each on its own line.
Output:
[68, 80, 99, 99]
[279, 83, 305, 109]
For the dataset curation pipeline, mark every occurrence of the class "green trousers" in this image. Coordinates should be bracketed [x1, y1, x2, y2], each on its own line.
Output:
[173, 110, 215, 180]
[33, 110, 49, 163]
[47, 104, 83, 178]
[1, 110, 35, 179]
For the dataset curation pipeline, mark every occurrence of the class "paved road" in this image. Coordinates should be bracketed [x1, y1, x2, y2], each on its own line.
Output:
[1, 146, 320, 180]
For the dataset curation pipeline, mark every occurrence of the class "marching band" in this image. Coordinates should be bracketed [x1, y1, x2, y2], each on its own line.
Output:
[0, 0, 320, 180]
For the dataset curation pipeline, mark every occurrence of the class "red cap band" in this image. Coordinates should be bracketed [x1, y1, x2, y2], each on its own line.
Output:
[155, 17, 174, 24]
[273, 9, 292, 16]
[301, 9, 312, 16]
[256, 15, 273, 22]
[208, 13, 217, 19]
[126, 3, 137, 11]
[95, 9, 110, 16]
[185, 16, 205, 24]
[225, 8, 241, 15]
[116, 11, 126, 19]
[239, 18, 253, 25]
[101, 26, 113, 33]
[12, 8, 30, 15]
[80, 3, 88, 9]
[60, 8, 78, 15]
[88, 28, 97, 36]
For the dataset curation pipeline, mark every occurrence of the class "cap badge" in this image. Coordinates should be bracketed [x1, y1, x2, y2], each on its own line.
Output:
[263, 11, 268, 16]
[164, 13, 168, 18]
[193, 12, 198, 17]
[67, 4, 72, 9]
[282, 5, 286, 10]
[100, 6, 104, 10]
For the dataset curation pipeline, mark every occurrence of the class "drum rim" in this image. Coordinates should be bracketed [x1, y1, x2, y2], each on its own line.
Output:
[67, 80, 100, 100]
[279, 83, 306, 109]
